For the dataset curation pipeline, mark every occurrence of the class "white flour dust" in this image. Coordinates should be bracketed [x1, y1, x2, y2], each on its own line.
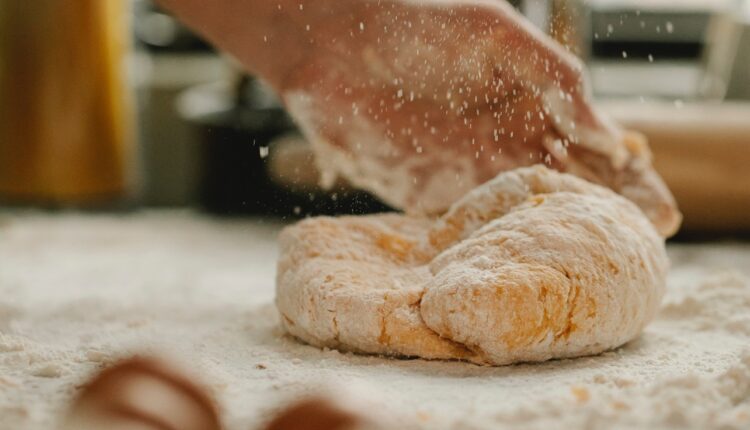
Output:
[0, 212, 749, 429]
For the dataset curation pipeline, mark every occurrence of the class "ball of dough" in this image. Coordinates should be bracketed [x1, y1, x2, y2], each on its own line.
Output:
[275, 166, 668, 365]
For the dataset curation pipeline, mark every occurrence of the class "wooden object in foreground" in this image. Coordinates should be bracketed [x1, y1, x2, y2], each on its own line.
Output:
[62, 357, 221, 430]
[0, 0, 132, 204]
[604, 101, 750, 231]
[63, 356, 383, 430]
[265, 398, 369, 430]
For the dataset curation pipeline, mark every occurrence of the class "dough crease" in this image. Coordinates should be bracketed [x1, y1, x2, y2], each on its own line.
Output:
[276, 166, 669, 365]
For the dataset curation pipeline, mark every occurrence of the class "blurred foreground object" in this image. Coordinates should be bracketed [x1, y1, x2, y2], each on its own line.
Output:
[0, 0, 133, 205]
[265, 395, 390, 430]
[62, 357, 221, 430]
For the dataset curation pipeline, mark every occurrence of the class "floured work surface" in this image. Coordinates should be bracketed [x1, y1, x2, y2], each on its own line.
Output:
[0, 212, 749, 429]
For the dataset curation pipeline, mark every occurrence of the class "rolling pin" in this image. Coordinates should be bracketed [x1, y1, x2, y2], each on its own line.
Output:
[604, 100, 750, 231]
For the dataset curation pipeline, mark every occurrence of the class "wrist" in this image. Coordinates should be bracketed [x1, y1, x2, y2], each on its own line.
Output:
[157, 0, 310, 90]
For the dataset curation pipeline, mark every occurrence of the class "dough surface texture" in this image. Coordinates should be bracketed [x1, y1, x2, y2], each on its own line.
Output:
[276, 166, 668, 365]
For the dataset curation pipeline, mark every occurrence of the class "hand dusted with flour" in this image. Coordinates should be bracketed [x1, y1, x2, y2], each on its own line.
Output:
[276, 2, 681, 237]
[276, 166, 668, 365]
[159, 0, 681, 237]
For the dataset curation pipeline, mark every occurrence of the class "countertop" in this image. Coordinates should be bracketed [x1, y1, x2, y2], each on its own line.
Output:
[1, 211, 749, 429]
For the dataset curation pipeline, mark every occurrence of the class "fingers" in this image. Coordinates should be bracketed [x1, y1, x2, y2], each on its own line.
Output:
[63, 357, 393, 430]
[617, 132, 682, 237]
[559, 132, 682, 237]
[465, 2, 627, 168]
[542, 82, 629, 169]
[473, 7, 679, 234]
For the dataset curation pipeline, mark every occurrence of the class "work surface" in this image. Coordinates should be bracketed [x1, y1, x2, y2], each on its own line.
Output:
[1, 211, 749, 430]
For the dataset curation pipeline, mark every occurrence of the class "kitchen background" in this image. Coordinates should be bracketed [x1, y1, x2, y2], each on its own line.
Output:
[1, 0, 749, 238]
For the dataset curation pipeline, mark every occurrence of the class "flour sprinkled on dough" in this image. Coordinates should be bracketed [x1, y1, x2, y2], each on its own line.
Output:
[276, 166, 668, 365]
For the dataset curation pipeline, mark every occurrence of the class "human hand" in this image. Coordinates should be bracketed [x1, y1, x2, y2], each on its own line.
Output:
[159, 0, 681, 236]
[273, 0, 679, 235]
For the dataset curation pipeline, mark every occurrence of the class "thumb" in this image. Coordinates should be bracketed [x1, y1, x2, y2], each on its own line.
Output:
[542, 76, 629, 170]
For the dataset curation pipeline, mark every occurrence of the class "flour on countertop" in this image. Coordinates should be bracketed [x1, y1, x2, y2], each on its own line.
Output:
[0, 212, 749, 430]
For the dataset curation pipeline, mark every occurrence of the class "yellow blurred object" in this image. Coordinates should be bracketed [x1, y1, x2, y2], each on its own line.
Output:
[0, 0, 132, 204]
[550, 0, 584, 56]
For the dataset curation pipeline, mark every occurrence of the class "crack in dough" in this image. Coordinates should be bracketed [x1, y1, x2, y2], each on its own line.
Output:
[275, 166, 668, 365]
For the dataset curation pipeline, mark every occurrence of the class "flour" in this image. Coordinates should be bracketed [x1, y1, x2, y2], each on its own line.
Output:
[0, 212, 748, 429]
[284, 91, 477, 214]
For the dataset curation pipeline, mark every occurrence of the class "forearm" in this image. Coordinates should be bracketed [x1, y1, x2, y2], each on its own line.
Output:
[156, 0, 308, 89]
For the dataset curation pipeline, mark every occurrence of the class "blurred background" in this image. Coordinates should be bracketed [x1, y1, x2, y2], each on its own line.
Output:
[1, 0, 749, 238]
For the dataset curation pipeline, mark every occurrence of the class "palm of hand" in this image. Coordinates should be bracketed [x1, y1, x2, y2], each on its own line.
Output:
[278, 0, 679, 235]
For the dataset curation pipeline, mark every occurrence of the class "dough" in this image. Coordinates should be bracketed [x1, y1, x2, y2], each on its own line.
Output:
[275, 166, 668, 365]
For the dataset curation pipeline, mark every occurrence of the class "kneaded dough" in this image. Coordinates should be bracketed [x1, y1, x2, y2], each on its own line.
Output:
[275, 166, 668, 365]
